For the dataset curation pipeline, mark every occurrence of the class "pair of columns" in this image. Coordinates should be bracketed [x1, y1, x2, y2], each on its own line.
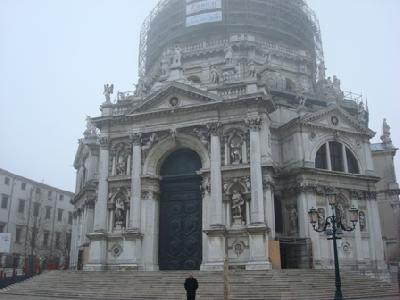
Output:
[93, 134, 142, 233]
[209, 118, 265, 227]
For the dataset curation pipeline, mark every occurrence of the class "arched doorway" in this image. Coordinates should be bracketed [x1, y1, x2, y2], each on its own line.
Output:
[159, 149, 202, 270]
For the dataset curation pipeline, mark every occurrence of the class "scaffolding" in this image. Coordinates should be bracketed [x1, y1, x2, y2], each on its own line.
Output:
[138, 0, 325, 80]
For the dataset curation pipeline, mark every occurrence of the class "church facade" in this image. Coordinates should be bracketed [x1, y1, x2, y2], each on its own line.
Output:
[70, 0, 399, 273]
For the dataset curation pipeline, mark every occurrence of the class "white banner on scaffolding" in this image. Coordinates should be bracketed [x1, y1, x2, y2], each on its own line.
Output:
[186, 0, 222, 15]
[186, 0, 222, 27]
[186, 10, 222, 27]
[0, 233, 11, 253]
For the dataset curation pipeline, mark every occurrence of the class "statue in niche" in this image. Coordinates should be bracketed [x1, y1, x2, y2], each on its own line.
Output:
[245, 177, 251, 191]
[224, 44, 233, 65]
[317, 208, 325, 229]
[210, 66, 220, 84]
[381, 118, 392, 145]
[248, 60, 256, 78]
[231, 190, 245, 224]
[230, 135, 242, 165]
[114, 143, 129, 176]
[103, 83, 114, 103]
[288, 206, 298, 234]
[201, 176, 210, 195]
[359, 211, 366, 232]
[115, 197, 125, 222]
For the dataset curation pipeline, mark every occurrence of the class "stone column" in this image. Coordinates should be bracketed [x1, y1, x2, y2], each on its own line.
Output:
[342, 144, 349, 173]
[297, 191, 309, 237]
[264, 181, 275, 238]
[85, 200, 95, 237]
[325, 142, 332, 171]
[209, 123, 224, 227]
[247, 118, 265, 225]
[69, 214, 78, 269]
[201, 124, 225, 271]
[129, 133, 142, 232]
[367, 193, 386, 269]
[93, 136, 110, 232]
[351, 193, 363, 266]
[86, 136, 109, 271]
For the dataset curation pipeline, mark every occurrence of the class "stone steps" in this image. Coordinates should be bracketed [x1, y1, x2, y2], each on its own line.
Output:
[1, 270, 398, 300]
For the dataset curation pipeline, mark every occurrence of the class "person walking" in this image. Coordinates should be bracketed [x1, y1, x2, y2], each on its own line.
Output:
[184, 273, 199, 300]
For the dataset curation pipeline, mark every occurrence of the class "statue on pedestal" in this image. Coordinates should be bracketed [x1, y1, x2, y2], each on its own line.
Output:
[103, 84, 114, 103]
[381, 118, 392, 145]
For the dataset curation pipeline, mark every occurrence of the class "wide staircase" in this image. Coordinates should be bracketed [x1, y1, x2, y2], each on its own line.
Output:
[0, 269, 398, 300]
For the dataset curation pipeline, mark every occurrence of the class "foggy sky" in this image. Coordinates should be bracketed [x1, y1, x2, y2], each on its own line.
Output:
[0, 0, 399, 192]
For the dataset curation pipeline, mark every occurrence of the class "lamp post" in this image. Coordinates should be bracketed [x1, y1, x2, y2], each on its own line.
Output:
[308, 189, 359, 300]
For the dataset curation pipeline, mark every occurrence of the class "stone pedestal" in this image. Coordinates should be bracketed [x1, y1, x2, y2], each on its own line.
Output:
[201, 227, 226, 271]
[84, 232, 108, 271]
[120, 230, 144, 270]
[246, 225, 271, 270]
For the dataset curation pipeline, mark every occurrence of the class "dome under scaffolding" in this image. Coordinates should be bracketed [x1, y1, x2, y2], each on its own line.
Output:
[138, 0, 325, 81]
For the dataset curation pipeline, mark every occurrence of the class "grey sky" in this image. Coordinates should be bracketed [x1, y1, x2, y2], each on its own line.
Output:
[0, 0, 399, 192]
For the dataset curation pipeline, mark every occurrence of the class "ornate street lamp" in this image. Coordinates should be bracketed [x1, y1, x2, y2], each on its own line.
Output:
[308, 189, 359, 300]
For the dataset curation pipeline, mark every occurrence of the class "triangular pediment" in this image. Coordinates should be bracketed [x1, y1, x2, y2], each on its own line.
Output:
[129, 82, 221, 114]
[300, 105, 375, 137]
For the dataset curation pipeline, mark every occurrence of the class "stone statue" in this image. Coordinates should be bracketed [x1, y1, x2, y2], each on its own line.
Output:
[289, 206, 298, 234]
[248, 60, 256, 78]
[160, 52, 169, 76]
[103, 84, 114, 103]
[359, 211, 366, 232]
[201, 176, 210, 195]
[114, 197, 125, 224]
[134, 78, 148, 97]
[116, 152, 127, 175]
[381, 118, 392, 145]
[193, 127, 209, 147]
[224, 44, 233, 65]
[317, 62, 326, 82]
[230, 135, 242, 165]
[142, 133, 158, 152]
[210, 66, 220, 84]
[317, 208, 325, 229]
[231, 190, 244, 218]
[245, 177, 251, 191]
[171, 45, 182, 68]
[333, 75, 341, 92]
[84, 116, 97, 136]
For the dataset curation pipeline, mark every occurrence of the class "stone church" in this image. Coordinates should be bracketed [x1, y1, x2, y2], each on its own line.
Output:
[70, 0, 399, 273]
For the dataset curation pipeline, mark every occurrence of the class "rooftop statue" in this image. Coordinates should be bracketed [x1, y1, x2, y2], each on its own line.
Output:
[381, 118, 392, 145]
[103, 83, 114, 103]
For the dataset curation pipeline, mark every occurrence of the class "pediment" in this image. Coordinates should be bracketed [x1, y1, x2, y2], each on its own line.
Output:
[130, 82, 221, 114]
[300, 105, 374, 137]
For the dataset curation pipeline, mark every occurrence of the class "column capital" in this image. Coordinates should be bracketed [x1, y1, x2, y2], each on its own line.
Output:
[246, 117, 262, 131]
[207, 122, 222, 137]
[129, 132, 142, 146]
[99, 136, 110, 149]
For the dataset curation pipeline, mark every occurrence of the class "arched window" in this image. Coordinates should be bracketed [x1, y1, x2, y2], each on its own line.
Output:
[315, 142, 359, 174]
[315, 144, 327, 169]
[346, 148, 359, 174]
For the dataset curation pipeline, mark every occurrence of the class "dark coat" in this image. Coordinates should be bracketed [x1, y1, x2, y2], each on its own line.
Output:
[184, 277, 199, 294]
